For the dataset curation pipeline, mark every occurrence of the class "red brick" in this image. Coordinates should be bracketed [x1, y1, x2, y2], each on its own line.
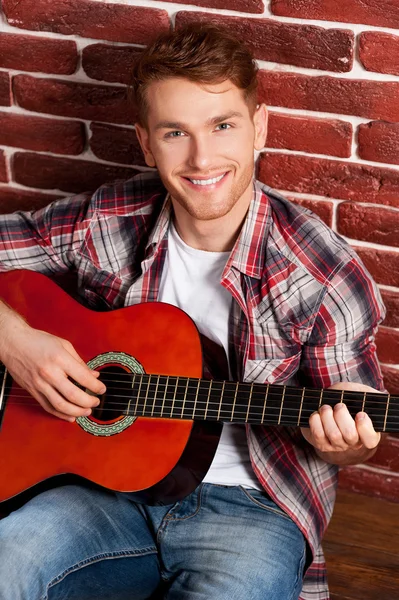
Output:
[271, 0, 399, 29]
[176, 11, 354, 73]
[90, 123, 146, 167]
[0, 186, 63, 213]
[258, 71, 399, 122]
[82, 44, 141, 86]
[0, 33, 77, 75]
[376, 327, 399, 365]
[163, 0, 263, 13]
[358, 121, 399, 167]
[338, 466, 399, 503]
[382, 366, 399, 394]
[12, 152, 137, 195]
[0, 151, 7, 182]
[0, 112, 85, 155]
[359, 32, 399, 77]
[287, 196, 333, 227]
[0, 72, 10, 107]
[367, 436, 399, 472]
[381, 290, 399, 329]
[337, 203, 399, 247]
[258, 153, 399, 207]
[13, 75, 136, 126]
[3, 0, 170, 45]
[354, 247, 399, 288]
[268, 113, 352, 158]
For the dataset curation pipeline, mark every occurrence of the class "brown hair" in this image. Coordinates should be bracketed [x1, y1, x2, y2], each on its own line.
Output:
[130, 23, 258, 126]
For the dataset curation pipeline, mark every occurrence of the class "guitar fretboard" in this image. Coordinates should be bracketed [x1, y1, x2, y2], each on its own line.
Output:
[123, 373, 398, 432]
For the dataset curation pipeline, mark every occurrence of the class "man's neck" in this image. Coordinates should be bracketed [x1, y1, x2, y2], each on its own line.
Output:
[171, 184, 253, 253]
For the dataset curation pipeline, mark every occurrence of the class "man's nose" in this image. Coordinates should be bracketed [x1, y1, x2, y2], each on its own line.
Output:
[187, 135, 214, 171]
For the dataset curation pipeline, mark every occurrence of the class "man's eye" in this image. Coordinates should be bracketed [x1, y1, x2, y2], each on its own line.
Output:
[165, 131, 184, 138]
[216, 123, 232, 131]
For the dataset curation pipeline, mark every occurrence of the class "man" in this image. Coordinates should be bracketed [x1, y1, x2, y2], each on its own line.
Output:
[0, 24, 384, 600]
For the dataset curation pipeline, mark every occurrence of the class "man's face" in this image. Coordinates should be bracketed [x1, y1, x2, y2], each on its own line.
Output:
[135, 78, 268, 223]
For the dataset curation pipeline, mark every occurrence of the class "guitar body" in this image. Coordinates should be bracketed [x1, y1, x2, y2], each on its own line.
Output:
[0, 270, 222, 508]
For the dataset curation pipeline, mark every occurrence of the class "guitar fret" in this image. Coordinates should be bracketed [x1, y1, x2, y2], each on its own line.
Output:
[181, 377, 189, 419]
[278, 386, 286, 425]
[230, 382, 239, 421]
[383, 394, 390, 432]
[340, 389, 344, 403]
[192, 378, 201, 419]
[261, 384, 269, 424]
[170, 377, 179, 418]
[126, 373, 136, 417]
[0, 364, 6, 412]
[142, 374, 151, 416]
[361, 391, 366, 413]
[134, 375, 143, 416]
[160, 376, 169, 417]
[204, 380, 212, 420]
[217, 381, 225, 421]
[297, 387, 305, 426]
[318, 388, 323, 409]
[151, 375, 160, 417]
[245, 383, 254, 423]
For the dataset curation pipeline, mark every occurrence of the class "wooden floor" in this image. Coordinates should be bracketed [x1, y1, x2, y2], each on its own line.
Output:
[323, 490, 399, 600]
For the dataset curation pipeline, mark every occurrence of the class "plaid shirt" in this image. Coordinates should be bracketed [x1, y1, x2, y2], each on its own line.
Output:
[0, 172, 385, 599]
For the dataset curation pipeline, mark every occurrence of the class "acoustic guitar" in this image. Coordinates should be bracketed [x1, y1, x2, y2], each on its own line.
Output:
[0, 270, 397, 509]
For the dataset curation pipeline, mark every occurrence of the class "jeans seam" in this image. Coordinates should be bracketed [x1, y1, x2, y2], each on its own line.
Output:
[45, 547, 157, 599]
[288, 542, 307, 600]
[238, 486, 292, 521]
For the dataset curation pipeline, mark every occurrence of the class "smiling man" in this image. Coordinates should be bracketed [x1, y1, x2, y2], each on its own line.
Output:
[0, 24, 385, 600]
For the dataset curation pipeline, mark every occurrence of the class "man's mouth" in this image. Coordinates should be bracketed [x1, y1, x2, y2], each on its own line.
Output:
[182, 172, 229, 189]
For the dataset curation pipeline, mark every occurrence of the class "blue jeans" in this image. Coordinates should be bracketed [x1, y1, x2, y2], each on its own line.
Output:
[0, 483, 306, 600]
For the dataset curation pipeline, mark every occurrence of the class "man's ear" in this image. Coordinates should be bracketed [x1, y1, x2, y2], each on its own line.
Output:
[253, 104, 268, 152]
[135, 123, 156, 168]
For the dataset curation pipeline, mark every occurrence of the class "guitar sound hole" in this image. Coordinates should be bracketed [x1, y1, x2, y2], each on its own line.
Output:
[92, 366, 132, 422]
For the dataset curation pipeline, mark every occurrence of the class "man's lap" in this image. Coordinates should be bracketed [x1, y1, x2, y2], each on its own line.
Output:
[0, 483, 306, 600]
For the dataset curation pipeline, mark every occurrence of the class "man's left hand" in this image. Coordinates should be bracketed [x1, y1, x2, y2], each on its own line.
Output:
[300, 382, 382, 465]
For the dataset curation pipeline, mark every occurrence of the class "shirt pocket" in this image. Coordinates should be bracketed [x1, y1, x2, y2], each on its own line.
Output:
[243, 351, 301, 384]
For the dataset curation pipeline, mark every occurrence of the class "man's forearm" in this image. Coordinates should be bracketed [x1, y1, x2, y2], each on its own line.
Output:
[314, 444, 379, 466]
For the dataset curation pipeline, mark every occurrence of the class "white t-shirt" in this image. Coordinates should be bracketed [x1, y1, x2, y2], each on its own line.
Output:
[158, 222, 262, 490]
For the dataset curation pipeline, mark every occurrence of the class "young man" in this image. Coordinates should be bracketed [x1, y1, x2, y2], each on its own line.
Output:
[0, 24, 384, 600]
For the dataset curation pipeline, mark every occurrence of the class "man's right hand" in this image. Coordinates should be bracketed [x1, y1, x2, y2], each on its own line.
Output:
[0, 310, 106, 422]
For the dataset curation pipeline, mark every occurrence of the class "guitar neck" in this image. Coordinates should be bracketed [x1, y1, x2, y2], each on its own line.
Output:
[127, 374, 399, 433]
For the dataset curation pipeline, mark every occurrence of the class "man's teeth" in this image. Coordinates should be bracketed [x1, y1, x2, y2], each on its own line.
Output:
[189, 173, 225, 185]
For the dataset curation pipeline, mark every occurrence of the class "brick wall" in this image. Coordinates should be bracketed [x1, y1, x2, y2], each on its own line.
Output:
[0, 0, 398, 501]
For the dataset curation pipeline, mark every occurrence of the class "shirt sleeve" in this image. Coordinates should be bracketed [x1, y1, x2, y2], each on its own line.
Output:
[0, 192, 94, 276]
[299, 256, 386, 391]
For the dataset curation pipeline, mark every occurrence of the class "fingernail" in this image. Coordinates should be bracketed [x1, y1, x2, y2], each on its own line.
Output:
[357, 412, 366, 421]
[84, 409, 92, 416]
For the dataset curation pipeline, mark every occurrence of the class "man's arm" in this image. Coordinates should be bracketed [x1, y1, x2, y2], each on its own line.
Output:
[0, 193, 105, 420]
[299, 256, 386, 466]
